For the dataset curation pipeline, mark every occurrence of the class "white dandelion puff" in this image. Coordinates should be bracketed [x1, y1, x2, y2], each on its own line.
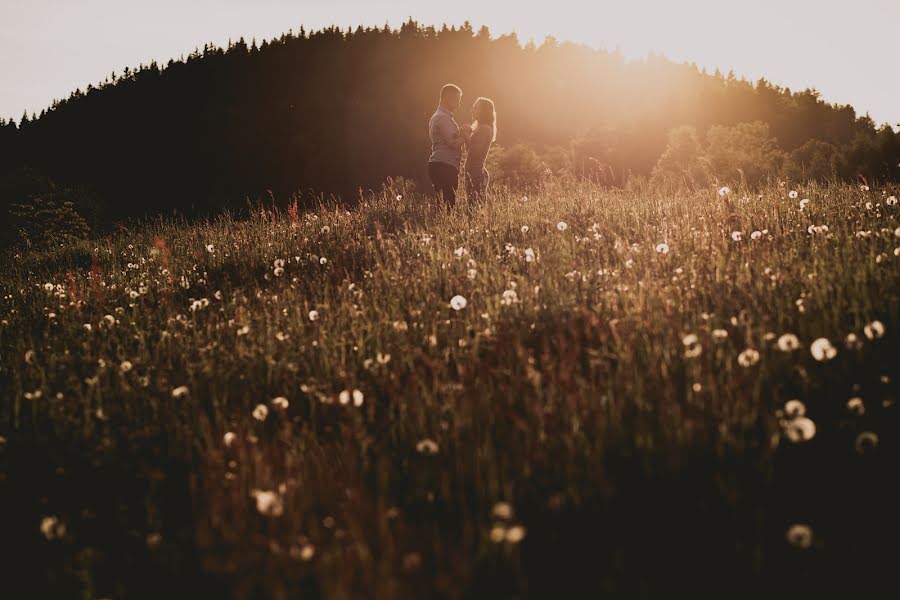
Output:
[252, 404, 269, 421]
[416, 438, 439, 455]
[854, 431, 879, 454]
[450, 295, 467, 311]
[171, 386, 189, 399]
[788, 190, 799, 199]
[786, 524, 813, 549]
[863, 320, 885, 340]
[308, 310, 319, 321]
[784, 400, 806, 418]
[272, 396, 289, 410]
[810, 338, 837, 361]
[718, 186, 731, 197]
[731, 231, 742, 241]
[250, 489, 284, 517]
[556, 221, 568, 231]
[223, 431, 237, 447]
[777, 333, 801, 352]
[655, 243, 669, 254]
[737, 348, 760, 367]
[846, 397, 864, 416]
[782, 416, 816, 443]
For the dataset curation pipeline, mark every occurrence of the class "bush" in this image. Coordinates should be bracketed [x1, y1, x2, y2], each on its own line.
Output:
[7, 195, 90, 250]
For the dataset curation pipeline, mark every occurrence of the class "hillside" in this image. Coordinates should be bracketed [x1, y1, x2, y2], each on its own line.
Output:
[1, 19, 898, 230]
[2, 181, 898, 597]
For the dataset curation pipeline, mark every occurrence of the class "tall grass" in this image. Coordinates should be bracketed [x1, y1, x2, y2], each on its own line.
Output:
[1, 179, 898, 598]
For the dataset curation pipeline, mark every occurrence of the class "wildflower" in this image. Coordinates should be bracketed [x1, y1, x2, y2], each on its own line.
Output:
[40, 516, 66, 541]
[223, 431, 237, 447]
[799, 198, 810, 210]
[718, 186, 731, 197]
[250, 489, 284, 517]
[556, 221, 568, 231]
[454, 247, 468, 258]
[863, 320, 885, 340]
[737, 348, 760, 367]
[788, 190, 799, 199]
[692, 382, 702, 392]
[731, 231, 742, 241]
[682, 333, 702, 358]
[206, 244, 215, 253]
[810, 338, 837, 361]
[103, 314, 116, 326]
[712, 329, 728, 341]
[171, 386, 189, 399]
[273, 267, 284, 277]
[83, 323, 92, 332]
[524, 247, 536, 262]
[521, 225, 529, 234]
[120, 360, 133, 373]
[501, 289, 519, 305]
[492, 502, 514, 521]
[252, 404, 269, 421]
[376, 352, 391, 365]
[319, 257, 327, 265]
[777, 333, 801, 352]
[273, 258, 285, 268]
[854, 431, 879, 454]
[416, 438, 439, 455]
[786, 524, 813, 549]
[237, 325, 250, 336]
[751, 230, 762, 240]
[505, 525, 527, 543]
[860, 185, 870, 191]
[24, 349, 36, 365]
[887, 196, 897, 206]
[655, 243, 669, 254]
[308, 310, 319, 321]
[846, 397, 864, 416]
[450, 295, 467, 311]
[489, 525, 507, 543]
[845, 332, 863, 350]
[784, 400, 806, 418]
[272, 396, 289, 410]
[782, 416, 816, 443]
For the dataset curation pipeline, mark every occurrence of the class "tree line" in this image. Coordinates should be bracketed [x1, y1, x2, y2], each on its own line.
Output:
[1, 19, 898, 247]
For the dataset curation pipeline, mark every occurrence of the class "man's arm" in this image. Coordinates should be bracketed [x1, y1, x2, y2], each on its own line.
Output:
[439, 116, 469, 149]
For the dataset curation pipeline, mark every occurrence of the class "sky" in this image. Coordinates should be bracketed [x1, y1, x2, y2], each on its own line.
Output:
[2, 0, 898, 128]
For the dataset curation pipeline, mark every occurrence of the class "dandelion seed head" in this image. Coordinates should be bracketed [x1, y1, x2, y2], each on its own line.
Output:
[846, 397, 864, 416]
[171, 386, 189, 399]
[786, 524, 813, 549]
[224, 431, 236, 447]
[505, 525, 527, 543]
[782, 416, 816, 443]
[252, 404, 269, 421]
[784, 400, 806, 418]
[854, 431, 879, 454]
[492, 502, 514, 521]
[718, 186, 731, 197]
[272, 396, 289, 410]
[655, 242, 669, 254]
[788, 190, 799, 199]
[416, 438, 439, 455]
[731, 231, 742, 241]
[810, 338, 837, 361]
[737, 348, 760, 367]
[557, 221, 568, 231]
[450, 295, 467, 311]
[863, 320, 885, 340]
[250, 489, 284, 517]
[308, 310, 319, 321]
[777, 333, 801, 352]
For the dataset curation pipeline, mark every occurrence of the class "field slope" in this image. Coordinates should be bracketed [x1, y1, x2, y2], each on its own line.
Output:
[1, 180, 898, 598]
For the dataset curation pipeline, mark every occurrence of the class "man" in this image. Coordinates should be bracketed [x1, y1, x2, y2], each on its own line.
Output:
[427, 83, 471, 207]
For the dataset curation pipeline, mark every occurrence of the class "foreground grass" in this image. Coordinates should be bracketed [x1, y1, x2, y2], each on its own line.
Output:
[1, 180, 899, 598]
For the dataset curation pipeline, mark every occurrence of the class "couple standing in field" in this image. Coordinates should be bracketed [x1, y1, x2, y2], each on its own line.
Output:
[427, 83, 496, 207]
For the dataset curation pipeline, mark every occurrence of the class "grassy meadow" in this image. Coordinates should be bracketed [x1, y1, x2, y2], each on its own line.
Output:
[1, 179, 899, 598]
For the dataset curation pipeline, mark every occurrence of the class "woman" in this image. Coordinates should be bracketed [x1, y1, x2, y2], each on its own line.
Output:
[464, 97, 496, 202]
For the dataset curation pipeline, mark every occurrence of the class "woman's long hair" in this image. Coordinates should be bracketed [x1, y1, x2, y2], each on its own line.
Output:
[473, 97, 497, 142]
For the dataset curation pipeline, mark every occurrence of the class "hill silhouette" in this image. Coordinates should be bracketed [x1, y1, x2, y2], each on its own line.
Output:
[0, 19, 898, 230]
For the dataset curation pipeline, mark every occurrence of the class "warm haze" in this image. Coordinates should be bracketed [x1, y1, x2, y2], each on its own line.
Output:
[1, 0, 898, 128]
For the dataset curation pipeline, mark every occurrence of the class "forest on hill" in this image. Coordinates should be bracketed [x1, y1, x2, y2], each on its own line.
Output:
[1, 19, 898, 246]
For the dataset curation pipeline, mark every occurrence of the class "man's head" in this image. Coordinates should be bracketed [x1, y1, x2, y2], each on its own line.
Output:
[439, 83, 462, 112]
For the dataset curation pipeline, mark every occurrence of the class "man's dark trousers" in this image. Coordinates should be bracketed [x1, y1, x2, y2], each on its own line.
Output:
[427, 161, 458, 207]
